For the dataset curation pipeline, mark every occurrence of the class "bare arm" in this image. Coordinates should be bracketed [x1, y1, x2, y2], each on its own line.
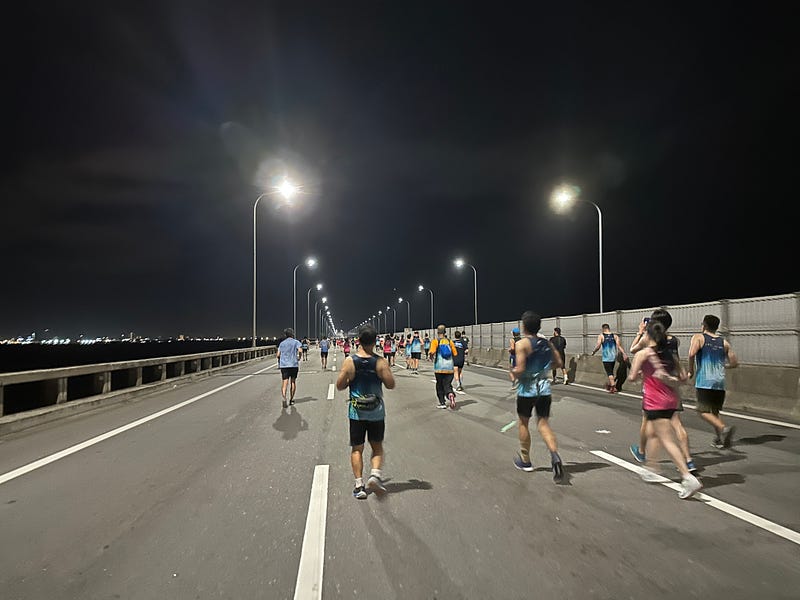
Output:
[628, 348, 646, 382]
[725, 341, 739, 369]
[335, 357, 355, 391]
[548, 340, 563, 370]
[511, 338, 530, 377]
[376, 357, 396, 389]
[687, 334, 703, 378]
[630, 319, 648, 353]
[615, 335, 628, 361]
[591, 334, 602, 355]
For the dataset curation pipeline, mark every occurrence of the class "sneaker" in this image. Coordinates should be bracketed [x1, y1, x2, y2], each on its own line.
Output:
[640, 469, 663, 483]
[610, 386, 618, 394]
[437, 403, 447, 409]
[721, 426, 736, 448]
[686, 460, 698, 474]
[513, 454, 534, 472]
[678, 474, 702, 499]
[352, 485, 367, 500]
[448, 392, 457, 409]
[711, 435, 724, 449]
[457, 385, 464, 392]
[366, 475, 387, 496]
[552, 458, 564, 482]
[629, 444, 646, 463]
[282, 398, 288, 409]
[289, 398, 295, 406]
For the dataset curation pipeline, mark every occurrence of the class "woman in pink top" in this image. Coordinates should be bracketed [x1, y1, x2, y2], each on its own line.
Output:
[629, 322, 702, 499]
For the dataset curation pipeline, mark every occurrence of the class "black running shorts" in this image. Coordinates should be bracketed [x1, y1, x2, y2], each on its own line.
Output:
[516, 395, 552, 419]
[349, 419, 385, 446]
[645, 409, 676, 420]
[453, 358, 465, 368]
[280, 367, 299, 380]
[320, 352, 328, 357]
[602, 361, 616, 376]
[411, 352, 421, 360]
[696, 388, 725, 414]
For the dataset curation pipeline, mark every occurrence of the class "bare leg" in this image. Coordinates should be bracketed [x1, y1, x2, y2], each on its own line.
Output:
[290, 379, 297, 401]
[369, 440, 384, 471]
[652, 419, 689, 477]
[536, 417, 558, 453]
[639, 414, 648, 454]
[671, 413, 692, 462]
[350, 445, 364, 479]
[518, 416, 531, 461]
[281, 378, 288, 399]
[699, 411, 725, 436]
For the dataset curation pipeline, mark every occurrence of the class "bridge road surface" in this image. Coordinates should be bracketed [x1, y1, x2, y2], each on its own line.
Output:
[1, 346, 799, 599]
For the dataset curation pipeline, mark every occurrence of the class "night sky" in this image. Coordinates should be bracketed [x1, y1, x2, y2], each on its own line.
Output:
[3, 2, 797, 339]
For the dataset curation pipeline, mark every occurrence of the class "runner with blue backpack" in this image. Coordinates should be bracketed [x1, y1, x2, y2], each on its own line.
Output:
[511, 311, 565, 482]
[429, 325, 458, 409]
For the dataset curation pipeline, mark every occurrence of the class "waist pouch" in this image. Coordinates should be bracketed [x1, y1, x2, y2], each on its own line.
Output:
[352, 395, 381, 411]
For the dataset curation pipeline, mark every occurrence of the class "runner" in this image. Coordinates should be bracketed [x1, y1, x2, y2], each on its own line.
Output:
[300, 337, 309, 361]
[508, 327, 522, 389]
[319, 335, 330, 370]
[382, 335, 393, 366]
[343, 337, 351, 358]
[549, 327, 568, 384]
[389, 334, 398, 366]
[452, 330, 468, 391]
[410, 332, 422, 374]
[687, 314, 739, 448]
[591, 324, 628, 393]
[404, 334, 413, 369]
[429, 325, 458, 409]
[423, 333, 431, 361]
[629, 309, 696, 473]
[335, 324, 396, 499]
[276, 328, 303, 408]
[511, 311, 564, 482]
[628, 320, 702, 499]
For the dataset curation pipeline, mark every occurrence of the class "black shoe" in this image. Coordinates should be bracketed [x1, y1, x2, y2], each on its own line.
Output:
[289, 398, 295, 406]
[552, 457, 564, 483]
[282, 398, 288, 409]
[353, 485, 367, 500]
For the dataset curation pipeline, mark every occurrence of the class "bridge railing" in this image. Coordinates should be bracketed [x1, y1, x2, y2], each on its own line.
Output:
[0, 346, 276, 419]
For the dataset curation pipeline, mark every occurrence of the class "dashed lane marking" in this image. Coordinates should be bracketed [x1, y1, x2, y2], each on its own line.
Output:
[327, 384, 335, 400]
[293, 464, 329, 600]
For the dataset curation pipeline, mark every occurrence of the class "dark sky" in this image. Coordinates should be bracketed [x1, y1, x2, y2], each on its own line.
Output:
[2, 2, 797, 339]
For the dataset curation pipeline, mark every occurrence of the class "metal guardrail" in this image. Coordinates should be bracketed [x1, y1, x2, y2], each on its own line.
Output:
[0, 346, 276, 417]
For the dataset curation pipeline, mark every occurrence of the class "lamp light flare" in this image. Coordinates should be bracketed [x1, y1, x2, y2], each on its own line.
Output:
[277, 179, 299, 199]
[454, 258, 464, 268]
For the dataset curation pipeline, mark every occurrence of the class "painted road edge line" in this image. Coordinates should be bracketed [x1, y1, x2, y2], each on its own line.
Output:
[294, 464, 329, 600]
[565, 383, 800, 430]
[590, 450, 800, 546]
[500, 420, 517, 432]
[0, 363, 278, 487]
[327, 383, 335, 400]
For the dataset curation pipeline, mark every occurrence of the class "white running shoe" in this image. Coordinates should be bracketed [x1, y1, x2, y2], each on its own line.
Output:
[678, 474, 703, 499]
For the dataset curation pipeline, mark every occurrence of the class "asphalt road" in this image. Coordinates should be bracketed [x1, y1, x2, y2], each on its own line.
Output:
[1, 347, 798, 599]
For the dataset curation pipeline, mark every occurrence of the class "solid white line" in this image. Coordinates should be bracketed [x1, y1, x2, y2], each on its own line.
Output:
[565, 383, 800, 430]
[590, 450, 800, 546]
[500, 420, 517, 433]
[0, 363, 278, 487]
[326, 384, 335, 400]
[294, 464, 329, 600]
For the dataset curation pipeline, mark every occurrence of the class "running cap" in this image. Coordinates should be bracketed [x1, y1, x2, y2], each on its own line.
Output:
[512, 327, 520, 334]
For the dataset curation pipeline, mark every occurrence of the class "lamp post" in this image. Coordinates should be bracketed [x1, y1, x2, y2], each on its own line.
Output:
[307, 283, 323, 338]
[418, 285, 434, 330]
[552, 184, 604, 313]
[398, 297, 411, 330]
[252, 178, 299, 346]
[293, 257, 317, 334]
[314, 296, 327, 339]
[454, 258, 478, 324]
[386, 306, 396, 333]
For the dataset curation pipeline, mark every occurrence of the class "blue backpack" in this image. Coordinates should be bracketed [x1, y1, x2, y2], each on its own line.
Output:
[438, 339, 453, 359]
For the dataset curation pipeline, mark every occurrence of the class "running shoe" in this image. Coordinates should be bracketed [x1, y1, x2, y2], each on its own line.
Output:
[289, 398, 295, 406]
[711, 435, 724, 449]
[352, 485, 367, 500]
[513, 454, 534, 472]
[721, 426, 736, 448]
[282, 398, 288, 409]
[640, 469, 662, 483]
[629, 444, 646, 463]
[678, 474, 702, 499]
[552, 457, 564, 482]
[686, 460, 698, 474]
[457, 385, 464, 392]
[366, 475, 387, 496]
[448, 392, 457, 410]
[437, 403, 447, 409]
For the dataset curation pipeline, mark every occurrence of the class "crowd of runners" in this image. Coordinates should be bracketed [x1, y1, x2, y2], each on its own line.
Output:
[274, 307, 739, 502]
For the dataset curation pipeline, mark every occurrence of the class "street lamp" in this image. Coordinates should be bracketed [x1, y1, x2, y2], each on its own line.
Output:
[378, 310, 383, 334]
[398, 297, 411, 330]
[386, 306, 396, 333]
[306, 283, 323, 338]
[551, 183, 604, 313]
[418, 285, 434, 330]
[251, 179, 300, 346]
[293, 257, 317, 334]
[314, 296, 328, 339]
[454, 258, 478, 324]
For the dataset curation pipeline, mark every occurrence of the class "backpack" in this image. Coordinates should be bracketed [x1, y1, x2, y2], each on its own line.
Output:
[438, 339, 453, 359]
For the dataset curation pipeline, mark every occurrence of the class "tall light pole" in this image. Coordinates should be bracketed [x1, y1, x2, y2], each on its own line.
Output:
[386, 306, 396, 333]
[314, 296, 327, 339]
[306, 283, 323, 338]
[252, 178, 299, 346]
[454, 258, 478, 324]
[418, 285, 434, 329]
[552, 184, 603, 313]
[378, 311, 383, 334]
[293, 257, 317, 334]
[398, 297, 411, 330]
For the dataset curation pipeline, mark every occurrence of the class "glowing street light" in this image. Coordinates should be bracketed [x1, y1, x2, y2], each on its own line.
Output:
[293, 257, 317, 334]
[551, 183, 604, 313]
[398, 297, 411, 329]
[306, 283, 323, 338]
[454, 258, 478, 324]
[276, 178, 299, 200]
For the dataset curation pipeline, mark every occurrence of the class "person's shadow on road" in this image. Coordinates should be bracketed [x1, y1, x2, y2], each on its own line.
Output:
[272, 406, 309, 440]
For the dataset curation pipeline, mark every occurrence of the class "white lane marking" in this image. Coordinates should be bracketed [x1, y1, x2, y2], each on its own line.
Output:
[326, 384, 335, 400]
[501, 420, 517, 432]
[0, 363, 278, 487]
[294, 464, 329, 600]
[590, 450, 800, 546]
[567, 383, 800, 430]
